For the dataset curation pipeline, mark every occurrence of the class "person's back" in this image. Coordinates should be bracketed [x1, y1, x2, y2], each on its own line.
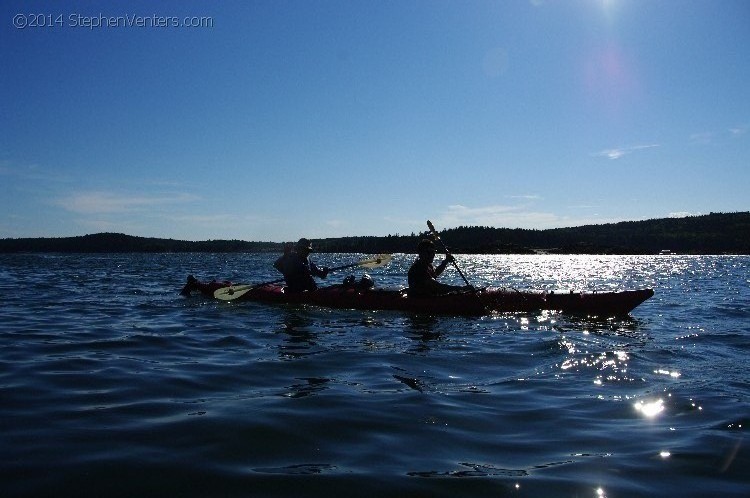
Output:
[407, 256, 437, 295]
[274, 238, 328, 292]
[274, 252, 317, 292]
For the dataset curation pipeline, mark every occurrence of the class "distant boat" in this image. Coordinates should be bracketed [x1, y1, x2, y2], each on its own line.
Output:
[659, 249, 672, 255]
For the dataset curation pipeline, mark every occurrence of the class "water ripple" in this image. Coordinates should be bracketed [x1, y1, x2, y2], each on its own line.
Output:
[1, 253, 748, 497]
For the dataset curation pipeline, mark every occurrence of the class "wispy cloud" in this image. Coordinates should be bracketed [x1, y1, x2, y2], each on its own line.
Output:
[594, 144, 659, 160]
[669, 211, 702, 218]
[57, 191, 199, 214]
[439, 204, 562, 229]
[691, 124, 747, 143]
[433, 204, 642, 230]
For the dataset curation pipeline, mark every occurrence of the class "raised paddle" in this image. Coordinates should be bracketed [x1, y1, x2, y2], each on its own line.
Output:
[426, 221, 492, 313]
[426, 220, 474, 289]
[213, 253, 393, 301]
[429, 220, 526, 303]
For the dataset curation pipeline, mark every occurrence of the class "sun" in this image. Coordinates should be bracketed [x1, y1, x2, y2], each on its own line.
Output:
[598, 0, 619, 21]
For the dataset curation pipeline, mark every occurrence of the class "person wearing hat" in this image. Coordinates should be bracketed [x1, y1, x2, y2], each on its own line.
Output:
[407, 238, 468, 297]
[273, 238, 330, 292]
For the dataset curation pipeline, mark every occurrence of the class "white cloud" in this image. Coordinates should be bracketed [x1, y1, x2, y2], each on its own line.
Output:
[439, 204, 561, 229]
[690, 125, 747, 143]
[668, 211, 701, 218]
[431, 203, 644, 230]
[599, 148, 626, 160]
[594, 144, 659, 160]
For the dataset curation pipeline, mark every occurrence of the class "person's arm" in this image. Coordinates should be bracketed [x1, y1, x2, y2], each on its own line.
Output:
[433, 254, 455, 277]
[419, 277, 465, 296]
[310, 261, 329, 278]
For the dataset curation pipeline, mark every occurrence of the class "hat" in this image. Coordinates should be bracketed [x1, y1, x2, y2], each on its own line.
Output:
[296, 238, 313, 251]
[417, 238, 435, 253]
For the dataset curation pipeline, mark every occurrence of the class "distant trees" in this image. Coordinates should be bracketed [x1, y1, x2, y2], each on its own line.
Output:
[1, 212, 748, 254]
[0, 233, 285, 253]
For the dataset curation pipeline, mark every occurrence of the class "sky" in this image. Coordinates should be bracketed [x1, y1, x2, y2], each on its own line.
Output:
[1, 0, 748, 242]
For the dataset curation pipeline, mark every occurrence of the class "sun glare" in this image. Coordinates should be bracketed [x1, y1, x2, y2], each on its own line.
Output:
[598, 0, 618, 14]
[634, 399, 665, 418]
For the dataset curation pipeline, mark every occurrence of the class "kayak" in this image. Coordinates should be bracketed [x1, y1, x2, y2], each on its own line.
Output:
[181, 276, 654, 316]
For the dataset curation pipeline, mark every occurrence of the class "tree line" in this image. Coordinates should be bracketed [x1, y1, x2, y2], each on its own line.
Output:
[0, 212, 748, 254]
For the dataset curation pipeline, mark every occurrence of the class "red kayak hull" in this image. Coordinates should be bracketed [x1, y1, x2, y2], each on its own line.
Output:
[224, 284, 653, 317]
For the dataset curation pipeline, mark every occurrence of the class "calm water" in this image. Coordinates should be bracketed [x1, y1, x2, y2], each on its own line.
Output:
[1, 253, 748, 497]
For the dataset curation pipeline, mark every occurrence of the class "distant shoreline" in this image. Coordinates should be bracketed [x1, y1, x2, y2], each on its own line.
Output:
[1, 212, 748, 255]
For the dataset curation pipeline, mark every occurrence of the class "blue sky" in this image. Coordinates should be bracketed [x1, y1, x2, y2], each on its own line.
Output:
[2, 0, 748, 241]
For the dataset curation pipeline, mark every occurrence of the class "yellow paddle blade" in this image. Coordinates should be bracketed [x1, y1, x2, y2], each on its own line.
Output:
[359, 253, 392, 269]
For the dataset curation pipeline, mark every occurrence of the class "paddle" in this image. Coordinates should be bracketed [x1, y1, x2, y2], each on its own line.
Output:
[428, 220, 526, 303]
[426, 220, 494, 313]
[426, 220, 474, 289]
[213, 253, 393, 301]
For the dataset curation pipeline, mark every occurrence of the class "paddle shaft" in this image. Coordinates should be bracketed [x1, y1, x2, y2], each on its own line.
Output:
[426, 222, 525, 302]
[221, 277, 285, 294]
[427, 220, 473, 288]
[425, 221, 494, 314]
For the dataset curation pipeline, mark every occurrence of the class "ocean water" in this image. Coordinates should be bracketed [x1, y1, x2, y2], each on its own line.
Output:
[0, 253, 748, 497]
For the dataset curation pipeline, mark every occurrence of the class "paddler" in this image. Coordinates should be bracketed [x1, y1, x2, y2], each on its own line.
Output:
[273, 238, 330, 292]
[407, 238, 470, 297]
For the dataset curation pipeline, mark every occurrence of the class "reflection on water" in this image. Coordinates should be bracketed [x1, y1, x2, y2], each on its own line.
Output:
[634, 398, 666, 418]
[277, 310, 321, 360]
[458, 254, 659, 291]
[0, 253, 748, 497]
[404, 315, 443, 353]
[282, 377, 331, 399]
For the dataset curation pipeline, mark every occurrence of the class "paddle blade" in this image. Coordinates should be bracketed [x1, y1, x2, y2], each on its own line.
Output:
[359, 253, 392, 269]
[214, 285, 253, 301]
